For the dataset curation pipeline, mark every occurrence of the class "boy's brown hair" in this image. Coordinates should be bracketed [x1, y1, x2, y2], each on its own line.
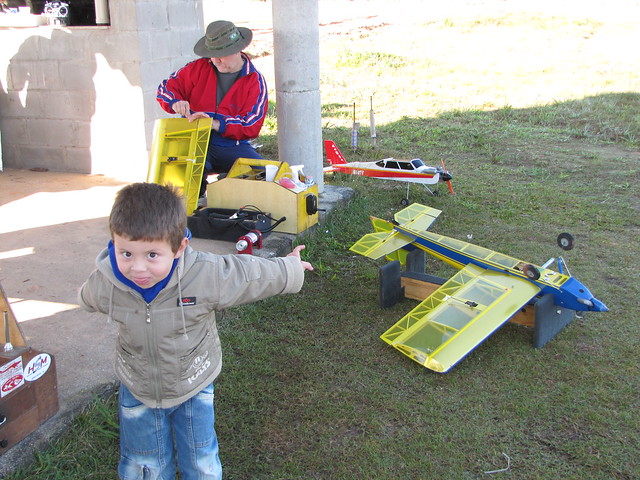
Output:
[109, 183, 187, 253]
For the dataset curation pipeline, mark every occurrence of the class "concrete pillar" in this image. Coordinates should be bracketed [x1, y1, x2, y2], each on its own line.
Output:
[271, 0, 323, 192]
[95, 0, 110, 25]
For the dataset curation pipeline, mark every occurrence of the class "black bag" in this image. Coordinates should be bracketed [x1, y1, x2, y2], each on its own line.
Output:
[187, 206, 285, 242]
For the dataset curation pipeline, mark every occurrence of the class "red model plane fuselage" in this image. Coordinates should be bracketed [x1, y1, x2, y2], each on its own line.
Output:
[324, 140, 451, 186]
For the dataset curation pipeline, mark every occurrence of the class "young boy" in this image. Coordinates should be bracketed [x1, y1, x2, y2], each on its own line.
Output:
[78, 182, 313, 480]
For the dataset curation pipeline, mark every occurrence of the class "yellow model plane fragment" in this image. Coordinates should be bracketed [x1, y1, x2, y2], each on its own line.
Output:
[351, 204, 607, 373]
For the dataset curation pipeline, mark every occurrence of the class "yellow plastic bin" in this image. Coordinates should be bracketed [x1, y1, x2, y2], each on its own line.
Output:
[147, 118, 212, 215]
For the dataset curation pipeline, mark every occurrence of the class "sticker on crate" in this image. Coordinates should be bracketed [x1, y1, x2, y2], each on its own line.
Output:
[25, 353, 52, 382]
[0, 356, 25, 397]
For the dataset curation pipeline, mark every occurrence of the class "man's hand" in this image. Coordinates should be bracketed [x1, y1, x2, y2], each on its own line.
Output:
[172, 100, 191, 117]
[186, 113, 220, 131]
[187, 111, 209, 122]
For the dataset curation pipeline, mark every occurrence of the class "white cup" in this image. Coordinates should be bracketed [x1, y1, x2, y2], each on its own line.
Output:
[264, 164, 278, 182]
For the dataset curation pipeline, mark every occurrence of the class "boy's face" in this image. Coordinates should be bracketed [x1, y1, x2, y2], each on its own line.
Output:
[112, 234, 188, 288]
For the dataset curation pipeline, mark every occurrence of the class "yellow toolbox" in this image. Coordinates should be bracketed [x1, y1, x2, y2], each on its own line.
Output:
[206, 158, 319, 234]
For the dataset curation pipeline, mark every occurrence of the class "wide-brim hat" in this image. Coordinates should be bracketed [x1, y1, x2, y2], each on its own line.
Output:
[194, 20, 253, 58]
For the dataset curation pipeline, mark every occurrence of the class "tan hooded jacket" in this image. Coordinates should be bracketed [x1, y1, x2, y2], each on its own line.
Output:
[78, 245, 305, 408]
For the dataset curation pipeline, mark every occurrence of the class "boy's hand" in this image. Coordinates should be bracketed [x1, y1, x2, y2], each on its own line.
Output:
[288, 245, 313, 271]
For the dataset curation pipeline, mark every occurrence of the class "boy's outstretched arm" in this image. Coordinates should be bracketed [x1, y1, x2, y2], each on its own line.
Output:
[287, 245, 313, 271]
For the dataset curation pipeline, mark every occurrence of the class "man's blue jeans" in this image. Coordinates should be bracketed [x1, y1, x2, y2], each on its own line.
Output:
[201, 141, 263, 195]
[117, 383, 222, 480]
[205, 140, 263, 174]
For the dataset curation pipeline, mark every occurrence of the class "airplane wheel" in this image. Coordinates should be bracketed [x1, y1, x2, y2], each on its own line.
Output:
[400, 198, 409, 206]
[557, 232, 574, 251]
[522, 264, 541, 280]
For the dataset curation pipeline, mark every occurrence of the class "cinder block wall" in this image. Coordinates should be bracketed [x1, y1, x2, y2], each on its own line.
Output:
[0, 0, 203, 180]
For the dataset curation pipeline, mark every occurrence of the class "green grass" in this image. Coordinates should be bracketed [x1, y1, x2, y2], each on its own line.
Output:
[6, 4, 639, 479]
[7, 394, 120, 479]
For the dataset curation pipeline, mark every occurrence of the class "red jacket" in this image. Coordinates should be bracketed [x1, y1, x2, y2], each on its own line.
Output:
[156, 54, 268, 145]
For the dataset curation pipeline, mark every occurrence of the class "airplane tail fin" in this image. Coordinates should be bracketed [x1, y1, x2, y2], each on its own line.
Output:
[324, 140, 348, 165]
[350, 204, 442, 265]
[393, 203, 442, 231]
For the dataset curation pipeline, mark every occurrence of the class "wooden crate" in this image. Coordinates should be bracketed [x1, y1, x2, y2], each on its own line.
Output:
[0, 283, 59, 455]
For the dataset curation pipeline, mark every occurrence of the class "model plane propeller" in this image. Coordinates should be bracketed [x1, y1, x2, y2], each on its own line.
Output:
[350, 203, 608, 373]
[324, 140, 454, 204]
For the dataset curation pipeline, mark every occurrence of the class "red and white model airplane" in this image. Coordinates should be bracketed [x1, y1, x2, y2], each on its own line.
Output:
[324, 140, 453, 204]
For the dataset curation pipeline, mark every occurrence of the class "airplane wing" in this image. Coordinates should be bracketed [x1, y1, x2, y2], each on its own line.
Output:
[381, 263, 541, 373]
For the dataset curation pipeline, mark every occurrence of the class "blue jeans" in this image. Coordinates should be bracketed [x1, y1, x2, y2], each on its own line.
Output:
[118, 383, 222, 480]
[201, 141, 263, 195]
[205, 141, 263, 173]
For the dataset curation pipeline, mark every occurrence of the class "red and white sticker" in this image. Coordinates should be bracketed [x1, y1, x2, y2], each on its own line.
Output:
[25, 353, 52, 382]
[0, 357, 25, 397]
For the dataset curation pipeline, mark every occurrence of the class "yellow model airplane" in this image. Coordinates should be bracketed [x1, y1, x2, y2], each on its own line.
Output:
[350, 204, 608, 373]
